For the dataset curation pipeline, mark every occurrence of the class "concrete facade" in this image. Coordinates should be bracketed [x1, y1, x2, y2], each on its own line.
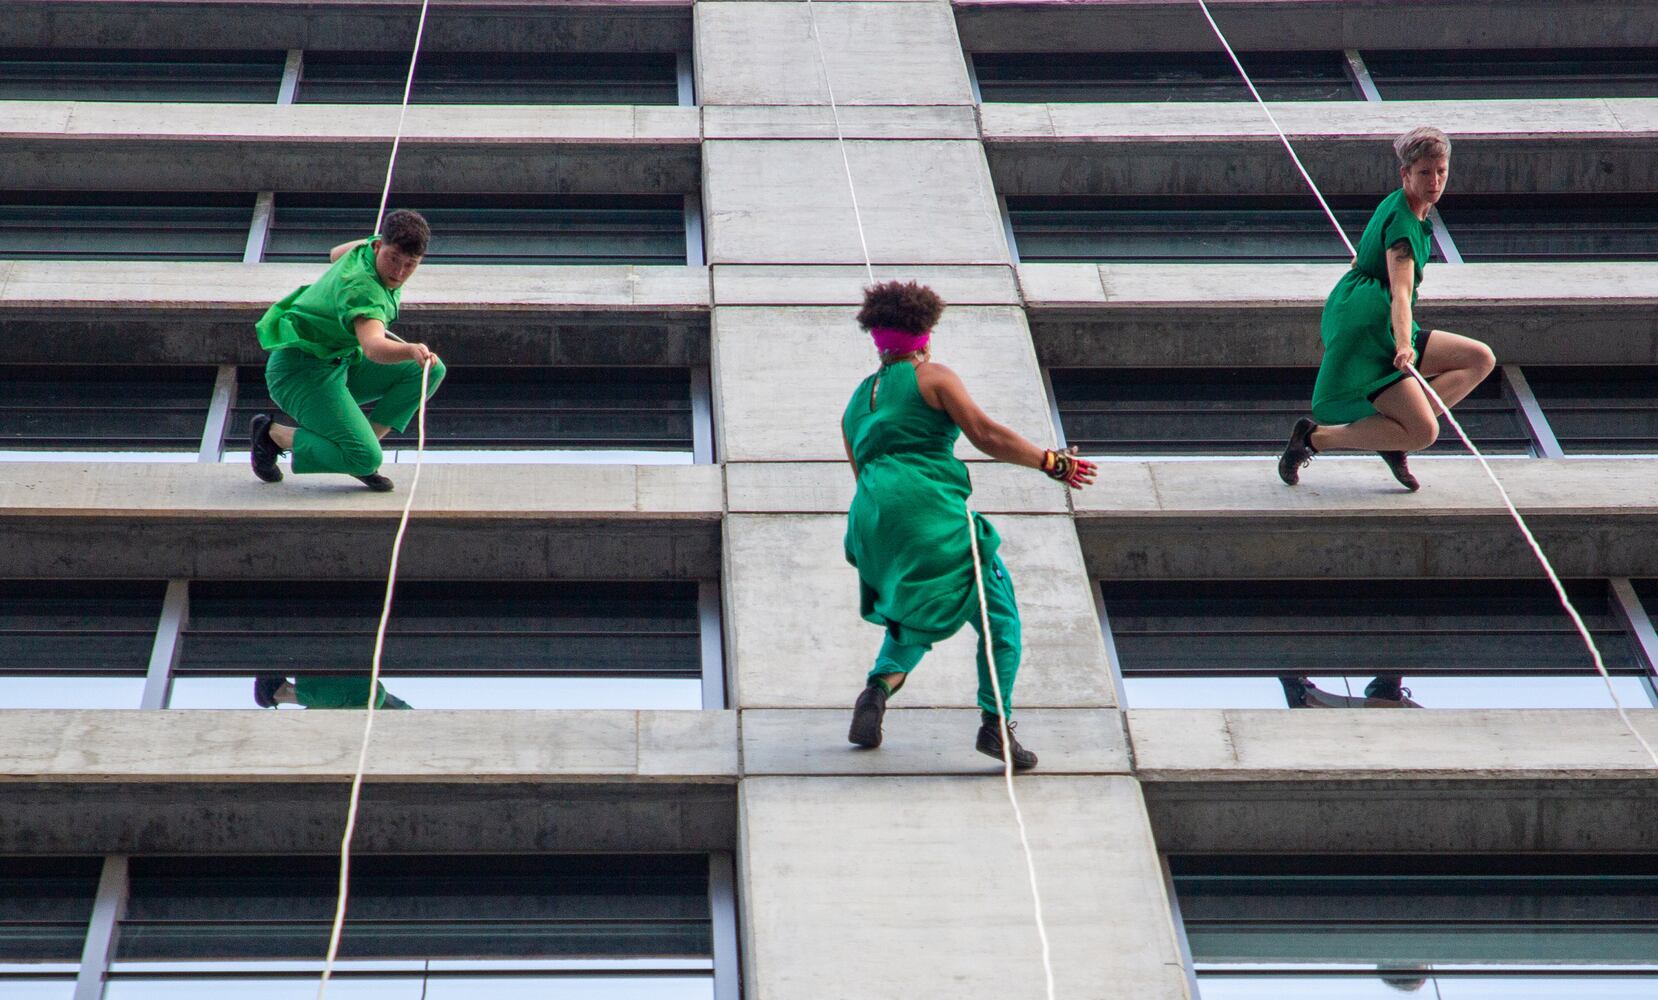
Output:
[1, 1, 1655, 998]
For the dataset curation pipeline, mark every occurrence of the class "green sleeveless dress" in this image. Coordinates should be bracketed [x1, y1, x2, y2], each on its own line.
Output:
[842, 361, 1002, 644]
[1312, 188, 1434, 425]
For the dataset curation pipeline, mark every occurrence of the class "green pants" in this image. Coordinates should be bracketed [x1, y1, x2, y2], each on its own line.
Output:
[869, 553, 1022, 716]
[265, 347, 446, 477]
[293, 676, 411, 710]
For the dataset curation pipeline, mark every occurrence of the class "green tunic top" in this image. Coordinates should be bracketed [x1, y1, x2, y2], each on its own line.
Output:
[842, 361, 1001, 644]
[1311, 189, 1434, 425]
[254, 239, 400, 362]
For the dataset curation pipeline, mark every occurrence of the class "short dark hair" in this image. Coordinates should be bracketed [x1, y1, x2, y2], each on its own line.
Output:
[856, 280, 945, 333]
[380, 209, 430, 257]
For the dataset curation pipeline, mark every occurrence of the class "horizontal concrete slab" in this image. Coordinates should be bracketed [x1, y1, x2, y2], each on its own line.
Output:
[703, 140, 1009, 265]
[713, 306, 1054, 462]
[0, 709, 737, 782]
[704, 104, 979, 140]
[1130, 708, 1658, 782]
[724, 514, 1116, 709]
[711, 263, 1019, 305]
[741, 775, 1192, 1000]
[697, 1, 973, 106]
[1022, 262, 1658, 366]
[954, 0, 1655, 53]
[726, 461, 1069, 514]
[741, 708, 1130, 775]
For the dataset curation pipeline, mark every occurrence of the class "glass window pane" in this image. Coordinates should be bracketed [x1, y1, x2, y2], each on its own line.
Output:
[0, 193, 254, 262]
[1439, 195, 1658, 263]
[0, 364, 215, 453]
[297, 51, 680, 105]
[1366, 47, 1658, 100]
[107, 976, 713, 1000]
[0, 48, 283, 101]
[1524, 366, 1658, 455]
[0, 580, 163, 707]
[0, 857, 100, 965]
[167, 676, 702, 711]
[0, 983, 76, 1000]
[973, 51, 1356, 102]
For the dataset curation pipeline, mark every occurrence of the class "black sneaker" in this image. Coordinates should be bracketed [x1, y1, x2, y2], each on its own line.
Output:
[355, 473, 395, 492]
[1278, 417, 1318, 485]
[976, 711, 1038, 770]
[249, 414, 283, 483]
[847, 682, 888, 747]
[1378, 451, 1420, 491]
[253, 675, 286, 708]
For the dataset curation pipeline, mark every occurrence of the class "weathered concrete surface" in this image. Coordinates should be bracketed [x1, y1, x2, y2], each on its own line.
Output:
[954, 0, 1657, 53]
[0, 710, 737, 782]
[1129, 709, 1658, 782]
[740, 776, 1192, 1000]
[703, 140, 1008, 265]
[697, 2, 972, 106]
[712, 263, 1018, 305]
[741, 708, 1129, 775]
[0, 462, 724, 518]
[724, 514, 1115, 709]
[704, 104, 978, 140]
[726, 460, 1068, 514]
[713, 306, 1053, 462]
[0, 261, 712, 313]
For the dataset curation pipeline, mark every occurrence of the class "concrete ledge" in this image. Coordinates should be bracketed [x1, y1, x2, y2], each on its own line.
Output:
[726, 461, 1067, 513]
[1129, 709, 1658, 782]
[704, 104, 978, 140]
[0, 709, 737, 782]
[741, 708, 1130, 775]
[712, 264, 1018, 306]
[954, 0, 1655, 53]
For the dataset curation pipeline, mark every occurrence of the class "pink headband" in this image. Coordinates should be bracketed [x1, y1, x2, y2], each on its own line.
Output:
[870, 327, 931, 355]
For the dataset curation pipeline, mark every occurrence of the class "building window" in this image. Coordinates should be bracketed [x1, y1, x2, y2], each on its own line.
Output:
[1172, 854, 1658, 998]
[0, 48, 286, 102]
[1049, 367, 1525, 456]
[970, 51, 1356, 103]
[0, 192, 255, 262]
[0, 580, 165, 709]
[1437, 194, 1658, 263]
[1523, 367, 1658, 455]
[1363, 47, 1658, 100]
[295, 51, 681, 105]
[1103, 579, 1655, 710]
[0, 856, 100, 998]
[0, 364, 219, 459]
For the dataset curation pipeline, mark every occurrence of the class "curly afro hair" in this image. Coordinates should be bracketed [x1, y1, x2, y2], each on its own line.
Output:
[857, 280, 944, 334]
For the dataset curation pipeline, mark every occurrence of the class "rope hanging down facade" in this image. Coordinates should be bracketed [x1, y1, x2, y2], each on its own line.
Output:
[1194, 0, 1658, 771]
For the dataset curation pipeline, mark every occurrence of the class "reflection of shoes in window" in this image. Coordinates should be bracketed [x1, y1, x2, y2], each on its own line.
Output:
[1364, 675, 1422, 708]
[1378, 451, 1420, 492]
[1280, 675, 1317, 708]
[381, 692, 414, 710]
[253, 675, 286, 708]
[355, 473, 395, 492]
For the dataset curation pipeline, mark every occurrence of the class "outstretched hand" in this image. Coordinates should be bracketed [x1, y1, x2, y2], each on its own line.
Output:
[1042, 446, 1097, 490]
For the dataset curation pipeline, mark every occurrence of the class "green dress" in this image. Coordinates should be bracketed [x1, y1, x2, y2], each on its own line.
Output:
[842, 361, 1001, 644]
[1311, 188, 1434, 425]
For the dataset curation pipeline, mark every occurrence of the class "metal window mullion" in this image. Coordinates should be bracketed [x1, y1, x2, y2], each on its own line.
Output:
[690, 363, 715, 464]
[998, 194, 1020, 264]
[698, 580, 727, 709]
[684, 193, 706, 267]
[676, 50, 695, 107]
[708, 851, 740, 1000]
[1610, 578, 1658, 707]
[1428, 206, 1464, 264]
[140, 580, 188, 710]
[244, 191, 275, 263]
[278, 49, 303, 105]
[198, 364, 238, 463]
[1502, 365, 1565, 458]
[965, 52, 984, 104]
[71, 855, 128, 1000]
[1094, 586, 1131, 711]
[1343, 49, 1382, 101]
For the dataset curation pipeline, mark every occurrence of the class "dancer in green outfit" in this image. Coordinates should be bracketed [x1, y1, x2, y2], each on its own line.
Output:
[842, 281, 1096, 769]
[253, 675, 411, 711]
[249, 209, 445, 493]
[1279, 127, 1495, 492]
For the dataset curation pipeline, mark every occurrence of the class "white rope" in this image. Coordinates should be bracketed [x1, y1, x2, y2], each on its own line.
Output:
[968, 512, 1058, 1000]
[1196, 0, 1658, 768]
[318, 0, 434, 995]
[802, 0, 876, 285]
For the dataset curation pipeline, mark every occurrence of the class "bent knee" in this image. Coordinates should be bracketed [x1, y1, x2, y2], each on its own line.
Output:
[424, 357, 447, 390]
[1407, 421, 1440, 452]
[340, 437, 384, 476]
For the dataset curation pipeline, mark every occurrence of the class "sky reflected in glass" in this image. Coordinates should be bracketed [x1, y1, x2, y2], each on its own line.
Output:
[1198, 974, 1658, 999]
[0, 676, 145, 709]
[1126, 674, 1657, 710]
[105, 976, 712, 1000]
[166, 676, 703, 710]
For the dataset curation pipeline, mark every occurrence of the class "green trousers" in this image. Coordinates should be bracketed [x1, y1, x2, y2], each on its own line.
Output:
[293, 676, 411, 710]
[869, 552, 1022, 716]
[265, 347, 446, 477]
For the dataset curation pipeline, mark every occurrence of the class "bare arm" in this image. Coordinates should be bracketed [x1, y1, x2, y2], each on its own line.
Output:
[354, 317, 436, 366]
[330, 238, 370, 263]
[916, 362, 1047, 469]
[1388, 243, 1417, 370]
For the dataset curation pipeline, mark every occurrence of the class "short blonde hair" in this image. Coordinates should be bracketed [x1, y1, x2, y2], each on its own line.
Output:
[1395, 127, 1451, 169]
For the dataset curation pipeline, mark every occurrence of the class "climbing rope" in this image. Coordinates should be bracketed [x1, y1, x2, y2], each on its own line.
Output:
[1195, 0, 1658, 769]
[317, 0, 435, 995]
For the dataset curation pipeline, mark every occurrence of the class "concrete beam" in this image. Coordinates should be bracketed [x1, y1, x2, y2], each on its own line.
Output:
[0, 709, 736, 783]
[723, 514, 1116, 709]
[726, 461, 1068, 514]
[1021, 262, 1658, 366]
[741, 708, 1130, 775]
[0, 1, 695, 52]
[0, 103, 701, 192]
[703, 140, 1009, 265]
[712, 306, 1053, 462]
[1074, 459, 1658, 579]
[704, 105, 979, 140]
[696, 2, 973, 106]
[740, 776, 1193, 1000]
[953, 0, 1657, 53]
[711, 264, 1018, 306]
